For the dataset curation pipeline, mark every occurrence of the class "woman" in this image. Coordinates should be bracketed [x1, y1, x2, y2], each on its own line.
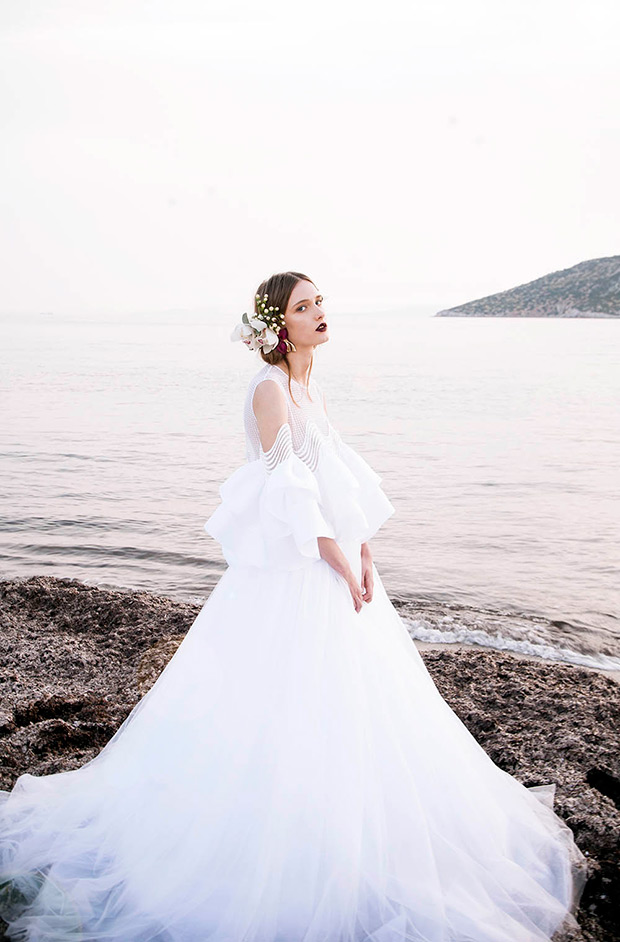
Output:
[0, 271, 588, 941]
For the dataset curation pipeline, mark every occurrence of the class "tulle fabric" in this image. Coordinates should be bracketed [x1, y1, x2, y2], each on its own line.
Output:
[0, 541, 588, 941]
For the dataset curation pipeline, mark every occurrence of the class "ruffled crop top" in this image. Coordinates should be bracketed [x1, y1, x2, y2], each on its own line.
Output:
[204, 363, 395, 571]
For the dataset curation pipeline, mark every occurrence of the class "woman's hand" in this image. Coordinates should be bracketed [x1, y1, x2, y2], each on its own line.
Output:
[360, 542, 374, 604]
[344, 570, 364, 613]
[317, 537, 364, 614]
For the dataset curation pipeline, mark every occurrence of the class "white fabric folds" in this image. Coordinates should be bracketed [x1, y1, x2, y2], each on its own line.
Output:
[320, 428, 396, 546]
[204, 421, 395, 571]
[0, 553, 589, 942]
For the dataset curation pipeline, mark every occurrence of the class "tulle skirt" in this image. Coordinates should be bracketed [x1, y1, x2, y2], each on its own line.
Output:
[0, 542, 588, 941]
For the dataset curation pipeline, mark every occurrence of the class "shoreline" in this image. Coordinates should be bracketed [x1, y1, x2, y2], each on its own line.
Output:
[413, 639, 620, 685]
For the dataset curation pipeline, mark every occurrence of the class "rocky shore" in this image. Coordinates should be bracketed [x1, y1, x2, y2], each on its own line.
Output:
[1, 575, 619, 941]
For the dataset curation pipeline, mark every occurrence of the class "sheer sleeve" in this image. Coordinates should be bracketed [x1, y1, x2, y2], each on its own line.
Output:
[258, 422, 335, 561]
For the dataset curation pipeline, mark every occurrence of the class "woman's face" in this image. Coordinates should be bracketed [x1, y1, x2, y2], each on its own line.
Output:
[284, 280, 329, 349]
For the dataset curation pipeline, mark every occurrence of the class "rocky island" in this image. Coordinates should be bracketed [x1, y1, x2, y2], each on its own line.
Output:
[435, 255, 620, 318]
[0, 575, 619, 941]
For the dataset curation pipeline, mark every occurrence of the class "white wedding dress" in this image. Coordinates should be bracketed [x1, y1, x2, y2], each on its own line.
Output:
[0, 362, 588, 942]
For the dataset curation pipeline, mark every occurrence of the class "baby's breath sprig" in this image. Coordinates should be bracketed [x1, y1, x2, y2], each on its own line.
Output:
[254, 293, 284, 332]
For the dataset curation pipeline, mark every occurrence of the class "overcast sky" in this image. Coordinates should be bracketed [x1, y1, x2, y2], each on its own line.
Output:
[1, 0, 618, 316]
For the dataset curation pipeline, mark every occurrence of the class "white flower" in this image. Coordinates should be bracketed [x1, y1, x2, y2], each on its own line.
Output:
[231, 318, 280, 354]
[258, 326, 280, 352]
[230, 322, 255, 343]
[256, 327, 280, 353]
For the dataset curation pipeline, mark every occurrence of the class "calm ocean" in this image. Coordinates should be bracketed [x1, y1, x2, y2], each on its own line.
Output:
[1, 306, 619, 673]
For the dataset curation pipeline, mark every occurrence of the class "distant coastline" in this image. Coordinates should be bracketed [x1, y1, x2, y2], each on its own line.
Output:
[436, 255, 620, 318]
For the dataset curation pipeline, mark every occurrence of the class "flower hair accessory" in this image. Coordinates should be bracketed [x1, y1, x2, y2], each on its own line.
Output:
[231, 294, 296, 354]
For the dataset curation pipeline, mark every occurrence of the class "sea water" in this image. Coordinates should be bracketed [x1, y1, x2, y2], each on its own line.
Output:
[0, 306, 618, 672]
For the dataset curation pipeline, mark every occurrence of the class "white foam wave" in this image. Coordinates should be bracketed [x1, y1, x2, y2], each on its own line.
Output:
[402, 620, 620, 673]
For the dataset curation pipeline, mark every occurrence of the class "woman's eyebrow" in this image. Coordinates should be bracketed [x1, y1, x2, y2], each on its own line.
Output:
[295, 294, 322, 305]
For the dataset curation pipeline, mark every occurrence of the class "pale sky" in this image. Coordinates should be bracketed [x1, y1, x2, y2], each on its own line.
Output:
[1, 0, 618, 316]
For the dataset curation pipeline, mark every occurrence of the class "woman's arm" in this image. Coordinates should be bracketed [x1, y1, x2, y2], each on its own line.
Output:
[321, 388, 373, 609]
[360, 542, 374, 603]
[317, 537, 364, 614]
[254, 382, 365, 613]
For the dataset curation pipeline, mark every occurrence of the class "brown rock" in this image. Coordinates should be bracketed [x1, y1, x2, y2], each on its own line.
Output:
[1, 576, 618, 941]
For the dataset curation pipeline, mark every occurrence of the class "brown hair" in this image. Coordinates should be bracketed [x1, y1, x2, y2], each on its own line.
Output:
[254, 270, 317, 407]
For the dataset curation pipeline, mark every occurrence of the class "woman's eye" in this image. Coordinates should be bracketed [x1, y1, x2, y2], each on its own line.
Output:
[297, 298, 323, 312]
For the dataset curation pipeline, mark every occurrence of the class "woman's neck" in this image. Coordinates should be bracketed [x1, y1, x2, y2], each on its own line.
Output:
[272, 355, 312, 386]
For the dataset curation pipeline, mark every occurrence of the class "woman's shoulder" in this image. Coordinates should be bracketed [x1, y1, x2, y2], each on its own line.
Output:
[246, 363, 276, 392]
[246, 364, 287, 399]
[245, 366, 289, 423]
[248, 363, 283, 385]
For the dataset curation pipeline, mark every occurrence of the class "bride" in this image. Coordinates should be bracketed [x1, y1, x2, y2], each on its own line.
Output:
[0, 271, 589, 941]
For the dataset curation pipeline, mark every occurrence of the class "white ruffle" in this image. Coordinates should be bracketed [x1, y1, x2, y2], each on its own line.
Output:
[204, 454, 335, 570]
[320, 431, 396, 544]
[204, 433, 395, 571]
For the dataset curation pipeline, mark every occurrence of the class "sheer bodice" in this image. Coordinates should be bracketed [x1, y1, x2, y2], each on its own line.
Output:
[244, 363, 333, 467]
[204, 364, 396, 569]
